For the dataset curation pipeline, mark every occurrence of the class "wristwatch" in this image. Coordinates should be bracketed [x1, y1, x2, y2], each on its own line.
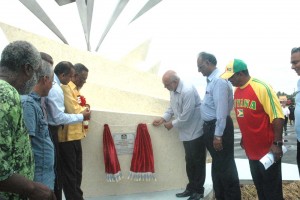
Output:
[273, 141, 283, 147]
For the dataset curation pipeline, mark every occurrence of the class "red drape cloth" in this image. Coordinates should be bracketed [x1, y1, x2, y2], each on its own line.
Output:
[128, 123, 156, 181]
[103, 124, 122, 182]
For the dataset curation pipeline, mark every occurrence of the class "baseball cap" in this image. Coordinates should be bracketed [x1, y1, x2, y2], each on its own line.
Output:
[220, 59, 247, 79]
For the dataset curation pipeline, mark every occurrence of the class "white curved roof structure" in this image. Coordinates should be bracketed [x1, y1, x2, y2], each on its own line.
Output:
[17, 0, 162, 51]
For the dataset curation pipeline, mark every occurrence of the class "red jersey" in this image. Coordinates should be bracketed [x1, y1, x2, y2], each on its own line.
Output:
[234, 78, 284, 160]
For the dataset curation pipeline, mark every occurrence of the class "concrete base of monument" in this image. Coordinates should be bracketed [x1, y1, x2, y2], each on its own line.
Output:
[78, 158, 299, 200]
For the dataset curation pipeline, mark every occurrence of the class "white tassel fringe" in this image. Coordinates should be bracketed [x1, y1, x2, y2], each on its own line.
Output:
[127, 171, 156, 181]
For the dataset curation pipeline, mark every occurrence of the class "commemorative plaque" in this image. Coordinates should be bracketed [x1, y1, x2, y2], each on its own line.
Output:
[113, 133, 135, 155]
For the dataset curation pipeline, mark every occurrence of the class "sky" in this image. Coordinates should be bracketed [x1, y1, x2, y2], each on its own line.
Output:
[0, 0, 299, 97]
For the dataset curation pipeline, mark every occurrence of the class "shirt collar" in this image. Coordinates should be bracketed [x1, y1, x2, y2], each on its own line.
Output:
[207, 68, 220, 83]
[68, 81, 77, 90]
[174, 79, 183, 94]
[54, 74, 61, 85]
[29, 91, 41, 102]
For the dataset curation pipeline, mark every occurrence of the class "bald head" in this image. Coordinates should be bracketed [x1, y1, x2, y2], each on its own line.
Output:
[162, 70, 180, 91]
[162, 70, 177, 82]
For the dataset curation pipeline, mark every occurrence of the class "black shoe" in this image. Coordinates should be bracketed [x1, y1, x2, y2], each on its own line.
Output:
[176, 190, 192, 197]
[187, 192, 204, 200]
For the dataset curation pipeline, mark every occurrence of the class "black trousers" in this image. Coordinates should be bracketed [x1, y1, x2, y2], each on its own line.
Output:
[283, 116, 288, 132]
[249, 160, 283, 200]
[203, 116, 241, 200]
[289, 113, 294, 125]
[49, 125, 62, 200]
[59, 140, 83, 200]
[297, 140, 300, 176]
[183, 135, 206, 194]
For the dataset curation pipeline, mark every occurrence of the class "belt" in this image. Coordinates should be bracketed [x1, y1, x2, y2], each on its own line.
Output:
[49, 124, 63, 128]
[203, 119, 217, 125]
[203, 116, 231, 125]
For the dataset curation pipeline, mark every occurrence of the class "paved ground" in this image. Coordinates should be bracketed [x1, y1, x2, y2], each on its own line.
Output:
[281, 124, 297, 165]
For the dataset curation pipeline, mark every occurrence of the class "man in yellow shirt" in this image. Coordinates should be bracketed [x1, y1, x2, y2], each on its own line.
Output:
[58, 63, 89, 200]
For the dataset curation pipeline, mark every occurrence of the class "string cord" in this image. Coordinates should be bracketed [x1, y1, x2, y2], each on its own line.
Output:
[89, 118, 153, 127]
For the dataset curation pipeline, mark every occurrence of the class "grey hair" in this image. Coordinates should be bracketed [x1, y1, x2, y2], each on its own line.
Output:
[291, 47, 300, 54]
[197, 52, 217, 66]
[38, 59, 53, 78]
[0, 41, 41, 72]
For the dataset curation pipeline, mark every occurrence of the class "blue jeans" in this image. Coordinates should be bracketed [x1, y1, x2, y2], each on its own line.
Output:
[34, 167, 55, 190]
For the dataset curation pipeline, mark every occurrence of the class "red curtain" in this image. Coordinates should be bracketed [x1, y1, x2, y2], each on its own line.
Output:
[128, 123, 156, 181]
[103, 124, 122, 182]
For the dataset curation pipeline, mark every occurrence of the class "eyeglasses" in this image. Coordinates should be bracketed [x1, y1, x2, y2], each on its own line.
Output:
[39, 75, 55, 85]
[291, 47, 300, 54]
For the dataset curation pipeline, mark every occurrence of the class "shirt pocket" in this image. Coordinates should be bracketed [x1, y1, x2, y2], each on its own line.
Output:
[203, 89, 214, 107]
[38, 115, 50, 139]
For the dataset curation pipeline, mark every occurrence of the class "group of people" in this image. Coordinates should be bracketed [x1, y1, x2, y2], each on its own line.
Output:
[281, 103, 290, 135]
[281, 100, 296, 136]
[0, 39, 299, 200]
[0, 40, 91, 200]
[153, 51, 292, 200]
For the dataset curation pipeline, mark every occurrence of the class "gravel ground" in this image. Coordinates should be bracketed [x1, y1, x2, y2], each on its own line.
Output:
[240, 181, 300, 200]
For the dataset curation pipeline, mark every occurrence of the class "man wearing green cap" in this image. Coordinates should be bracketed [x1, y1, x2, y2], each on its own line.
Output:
[197, 52, 241, 200]
[221, 59, 284, 200]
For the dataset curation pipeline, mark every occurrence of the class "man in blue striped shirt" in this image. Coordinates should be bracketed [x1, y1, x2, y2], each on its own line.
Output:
[197, 52, 241, 200]
[45, 61, 91, 200]
[153, 70, 206, 200]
